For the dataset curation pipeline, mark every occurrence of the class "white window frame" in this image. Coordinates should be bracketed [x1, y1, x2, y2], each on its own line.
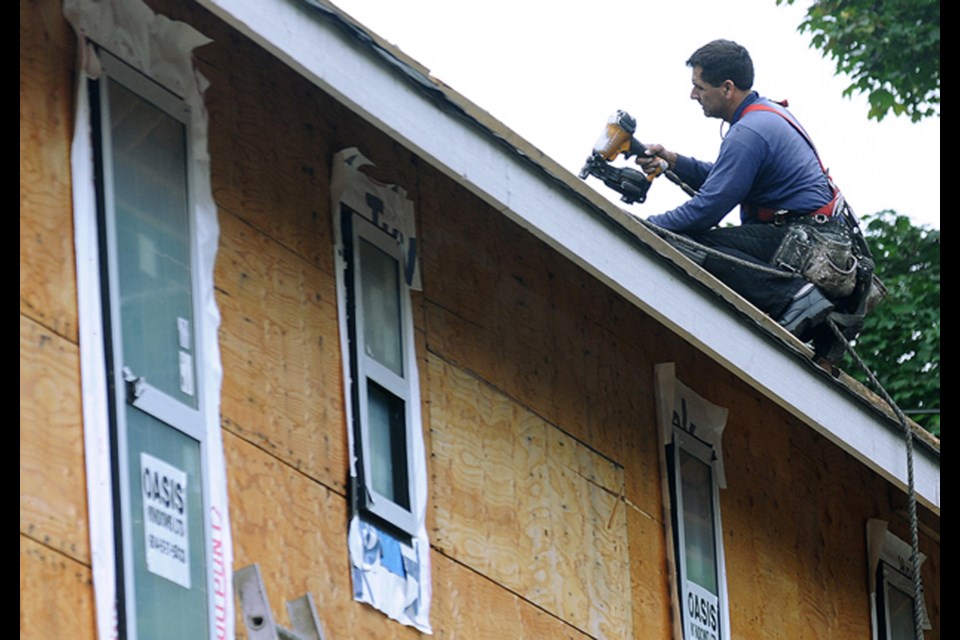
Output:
[68, 5, 230, 640]
[877, 563, 917, 640]
[867, 519, 930, 640]
[669, 426, 729, 640]
[654, 363, 730, 640]
[341, 206, 419, 536]
[90, 49, 218, 640]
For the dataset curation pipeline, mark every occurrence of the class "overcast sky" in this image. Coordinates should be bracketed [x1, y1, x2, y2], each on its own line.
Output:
[332, 0, 940, 229]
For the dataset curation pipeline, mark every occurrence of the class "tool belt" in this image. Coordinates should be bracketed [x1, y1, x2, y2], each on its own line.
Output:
[746, 189, 841, 224]
[772, 215, 858, 298]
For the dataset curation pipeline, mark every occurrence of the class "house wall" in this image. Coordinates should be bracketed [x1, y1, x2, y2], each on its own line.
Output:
[19, 0, 939, 639]
[20, 0, 96, 637]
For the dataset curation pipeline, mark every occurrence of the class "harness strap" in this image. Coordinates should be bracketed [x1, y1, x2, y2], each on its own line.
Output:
[739, 102, 840, 223]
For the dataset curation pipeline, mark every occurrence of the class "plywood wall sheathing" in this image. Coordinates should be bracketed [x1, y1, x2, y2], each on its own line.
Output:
[429, 356, 632, 638]
[20, 316, 90, 563]
[18, 0, 941, 638]
[20, 0, 78, 341]
[216, 211, 347, 493]
[20, 537, 96, 640]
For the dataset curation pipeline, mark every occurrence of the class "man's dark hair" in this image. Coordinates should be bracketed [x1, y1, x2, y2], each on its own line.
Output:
[686, 40, 754, 90]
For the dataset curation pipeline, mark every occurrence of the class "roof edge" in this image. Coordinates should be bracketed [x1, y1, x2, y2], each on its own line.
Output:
[194, 0, 939, 514]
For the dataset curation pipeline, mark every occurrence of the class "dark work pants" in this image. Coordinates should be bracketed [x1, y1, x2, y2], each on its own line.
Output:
[687, 224, 806, 318]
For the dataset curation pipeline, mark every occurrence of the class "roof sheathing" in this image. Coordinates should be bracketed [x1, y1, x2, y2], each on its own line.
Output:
[196, 0, 939, 513]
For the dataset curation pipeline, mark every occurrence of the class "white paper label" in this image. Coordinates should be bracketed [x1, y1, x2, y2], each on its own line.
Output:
[179, 351, 194, 396]
[685, 581, 720, 640]
[141, 453, 191, 588]
[177, 317, 191, 350]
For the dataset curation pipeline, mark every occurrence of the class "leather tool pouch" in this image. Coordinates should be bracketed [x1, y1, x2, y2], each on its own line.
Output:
[772, 218, 858, 298]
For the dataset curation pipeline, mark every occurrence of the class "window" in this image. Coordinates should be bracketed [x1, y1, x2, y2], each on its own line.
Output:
[332, 149, 430, 631]
[668, 427, 728, 640]
[867, 519, 930, 640]
[341, 207, 419, 536]
[877, 563, 917, 640]
[655, 364, 730, 640]
[91, 50, 214, 640]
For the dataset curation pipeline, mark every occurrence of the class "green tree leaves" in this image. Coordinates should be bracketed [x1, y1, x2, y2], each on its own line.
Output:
[779, 0, 940, 122]
[775, 3, 940, 431]
[844, 212, 939, 436]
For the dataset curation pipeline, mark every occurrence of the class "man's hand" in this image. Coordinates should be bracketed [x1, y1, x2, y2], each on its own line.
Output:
[636, 144, 678, 177]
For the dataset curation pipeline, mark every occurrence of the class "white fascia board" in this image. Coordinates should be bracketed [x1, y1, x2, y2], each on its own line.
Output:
[197, 0, 939, 514]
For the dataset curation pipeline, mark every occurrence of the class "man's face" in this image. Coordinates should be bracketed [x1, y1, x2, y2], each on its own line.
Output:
[690, 66, 728, 120]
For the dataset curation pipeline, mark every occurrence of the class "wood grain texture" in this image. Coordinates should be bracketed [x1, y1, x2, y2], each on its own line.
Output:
[201, 44, 335, 275]
[224, 432, 372, 639]
[627, 505, 674, 639]
[20, 536, 96, 640]
[417, 159, 668, 485]
[20, 0, 78, 341]
[20, 315, 90, 564]
[428, 356, 631, 638]
[226, 430, 594, 640]
[716, 381, 942, 640]
[431, 551, 593, 640]
[217, 211, 347, 493]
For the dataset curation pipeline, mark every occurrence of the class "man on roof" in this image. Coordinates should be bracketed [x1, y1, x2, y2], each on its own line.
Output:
[639, 39, 839, 340]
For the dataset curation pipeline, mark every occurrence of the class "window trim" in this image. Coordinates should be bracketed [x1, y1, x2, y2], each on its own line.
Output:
[878, 562, 916, 640]
[867, 519, 930, 640]
[332, 148, 431, 632]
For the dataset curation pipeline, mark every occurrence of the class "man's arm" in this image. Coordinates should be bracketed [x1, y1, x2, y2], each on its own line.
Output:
[638, 144, 712, 189]
[645, 127, 767, 233]
[671, 154, 713, 190]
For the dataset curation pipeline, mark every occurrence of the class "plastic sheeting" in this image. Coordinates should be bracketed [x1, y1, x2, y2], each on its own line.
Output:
[654, 363, 729, 487]
[63, 1, 232, 638]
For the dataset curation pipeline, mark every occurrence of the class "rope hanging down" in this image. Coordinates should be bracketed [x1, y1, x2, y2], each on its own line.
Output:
[642, 218, 926, 639]
[825, 320, 926, 640]
[641, 220, 807, 278]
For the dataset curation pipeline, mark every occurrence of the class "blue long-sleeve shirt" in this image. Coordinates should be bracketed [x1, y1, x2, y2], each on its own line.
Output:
[647, 93, 834, 233]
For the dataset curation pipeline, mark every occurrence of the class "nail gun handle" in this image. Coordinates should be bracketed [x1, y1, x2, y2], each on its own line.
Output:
[626, 137, 647, 159]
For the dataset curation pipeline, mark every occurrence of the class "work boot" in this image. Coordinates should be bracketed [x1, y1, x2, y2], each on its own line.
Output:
[778, 283, 834, 341]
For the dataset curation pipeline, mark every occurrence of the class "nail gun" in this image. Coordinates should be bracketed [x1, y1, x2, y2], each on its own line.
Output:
[579, 110, 695, 203]
[578, 110, 665, 204]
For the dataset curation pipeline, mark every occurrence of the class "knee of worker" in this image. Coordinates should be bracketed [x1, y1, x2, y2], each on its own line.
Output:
[701, 256, 807, 316]
[689, 226, 789, 263]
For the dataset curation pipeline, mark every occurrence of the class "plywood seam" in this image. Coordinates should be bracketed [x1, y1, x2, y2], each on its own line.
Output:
[19, 531, 93, 570]
[423, 347, 624, 469]
[429, 544, 606, 639]
[219, 207, 332, 276]
[422, 297, 488, 340]
[220, 422, 349, 500]
[19, 309, 79, 347]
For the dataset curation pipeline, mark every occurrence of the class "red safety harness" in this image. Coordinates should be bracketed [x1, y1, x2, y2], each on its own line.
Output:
[739, 101, 841, 223]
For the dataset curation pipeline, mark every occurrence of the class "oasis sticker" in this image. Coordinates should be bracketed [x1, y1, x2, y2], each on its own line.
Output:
[685, 581, 720, 640]
[141, 453, 191, 588]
